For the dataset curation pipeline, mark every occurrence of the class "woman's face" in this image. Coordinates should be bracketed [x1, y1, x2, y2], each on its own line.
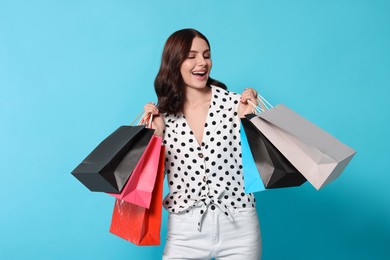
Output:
[180, 37, 212, 90]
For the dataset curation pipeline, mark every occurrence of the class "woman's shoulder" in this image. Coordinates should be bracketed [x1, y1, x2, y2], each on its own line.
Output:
[211, 85, 240, 101]
[210, 85, 240, 113]
[211, 84, 240, 95]
[162, 112, 184, 129]
[163, 113, 175, 123]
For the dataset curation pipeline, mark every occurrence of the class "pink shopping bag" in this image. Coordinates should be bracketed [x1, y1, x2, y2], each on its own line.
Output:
[108, 135, 162, 208]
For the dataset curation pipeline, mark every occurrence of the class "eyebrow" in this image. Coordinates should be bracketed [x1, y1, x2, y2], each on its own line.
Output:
[188, 50, 210, 53]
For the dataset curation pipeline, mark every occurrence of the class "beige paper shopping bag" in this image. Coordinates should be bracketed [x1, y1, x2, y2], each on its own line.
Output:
[248, 104, 356, 190]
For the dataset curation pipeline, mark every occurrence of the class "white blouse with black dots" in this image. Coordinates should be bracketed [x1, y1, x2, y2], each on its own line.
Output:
[162, 85, 256, 231]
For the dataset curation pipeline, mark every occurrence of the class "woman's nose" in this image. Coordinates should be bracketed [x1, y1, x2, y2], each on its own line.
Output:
[196, 56, 206, 66]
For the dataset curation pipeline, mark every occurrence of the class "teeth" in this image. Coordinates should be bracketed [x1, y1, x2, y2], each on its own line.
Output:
[192, 71, 206, 75]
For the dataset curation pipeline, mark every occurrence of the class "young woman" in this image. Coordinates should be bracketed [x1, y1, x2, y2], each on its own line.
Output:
[143, 28, 261, 260]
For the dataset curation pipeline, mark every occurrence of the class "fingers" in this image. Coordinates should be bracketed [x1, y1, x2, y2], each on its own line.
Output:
[240, 88, 258, 105]
[245, 88, 257, 96]
[143, 102, 159, 115]
[141, 102, 160, 124]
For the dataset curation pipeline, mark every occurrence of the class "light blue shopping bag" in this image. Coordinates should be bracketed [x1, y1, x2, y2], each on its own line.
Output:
[240, 122, 265, 193]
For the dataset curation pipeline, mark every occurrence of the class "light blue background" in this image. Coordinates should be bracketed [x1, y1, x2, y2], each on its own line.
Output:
[1, 0, 389, 259]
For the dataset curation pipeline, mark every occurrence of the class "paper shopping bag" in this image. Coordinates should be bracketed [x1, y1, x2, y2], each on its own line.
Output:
[242, 116, 306, 190]
[109, 135, 162, 209]
[240, 122, 265, 193]
[109, 146, 165, 245]
[71, 125, 154, 193]
[247, 104, 356, 190]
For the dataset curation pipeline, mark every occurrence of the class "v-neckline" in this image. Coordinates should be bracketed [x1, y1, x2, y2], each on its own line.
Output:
[181, 87, 214, 148]
[182, 112, 208, 148]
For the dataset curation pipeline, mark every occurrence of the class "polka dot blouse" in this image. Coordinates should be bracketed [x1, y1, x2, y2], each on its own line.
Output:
[162, 85, 256, 231]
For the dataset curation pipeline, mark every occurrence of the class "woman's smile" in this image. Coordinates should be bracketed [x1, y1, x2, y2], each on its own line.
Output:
[180, 36, 212, 89]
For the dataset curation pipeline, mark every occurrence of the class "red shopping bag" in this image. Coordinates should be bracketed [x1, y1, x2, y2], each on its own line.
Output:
[108, 135, 162, 208]
[109, 146, 165, 245]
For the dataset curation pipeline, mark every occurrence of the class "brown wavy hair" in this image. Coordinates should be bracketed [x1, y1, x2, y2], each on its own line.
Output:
[154, 28, 227, 114]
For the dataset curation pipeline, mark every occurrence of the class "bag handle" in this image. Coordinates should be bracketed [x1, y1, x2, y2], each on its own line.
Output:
[247, 93, 274, 114]
[147, 114, 153, 128]
[257, 94, 273, 109]
[130, 112, 154, 128]
[138, 113, 154, 128]
[248, 100, 263, 113]
[130, 111, 144, 126]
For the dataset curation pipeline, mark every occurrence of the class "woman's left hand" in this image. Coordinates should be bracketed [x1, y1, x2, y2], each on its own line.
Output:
[238, 88, 258, 118]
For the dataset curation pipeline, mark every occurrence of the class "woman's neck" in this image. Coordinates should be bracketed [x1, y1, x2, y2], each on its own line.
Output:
[183, 86, 212, 109]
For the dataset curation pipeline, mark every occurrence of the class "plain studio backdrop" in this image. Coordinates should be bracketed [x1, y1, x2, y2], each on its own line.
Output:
[1, 0, 389, 259]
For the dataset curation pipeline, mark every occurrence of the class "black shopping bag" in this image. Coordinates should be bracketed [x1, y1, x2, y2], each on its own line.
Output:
[241, 115, 306, 188]
[72, 125, 154, 193]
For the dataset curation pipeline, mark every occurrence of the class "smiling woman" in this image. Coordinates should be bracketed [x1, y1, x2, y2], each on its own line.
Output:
[154, 29, 227, 115]
[180, 37, 212, 90]
[142, 29, 261, 260]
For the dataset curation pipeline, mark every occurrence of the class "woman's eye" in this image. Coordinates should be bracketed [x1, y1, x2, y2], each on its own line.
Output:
[187, 53, 210, 59]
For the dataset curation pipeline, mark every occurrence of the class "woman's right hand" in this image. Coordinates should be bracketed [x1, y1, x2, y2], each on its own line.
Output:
[142, 102, 165, 137]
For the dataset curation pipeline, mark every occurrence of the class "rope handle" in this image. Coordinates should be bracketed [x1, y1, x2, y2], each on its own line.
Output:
[257, 93, 273, 109]
[247, 93, 274, 114]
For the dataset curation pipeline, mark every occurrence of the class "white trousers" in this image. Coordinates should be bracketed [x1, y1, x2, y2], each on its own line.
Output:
[162, 207, 262, 260]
